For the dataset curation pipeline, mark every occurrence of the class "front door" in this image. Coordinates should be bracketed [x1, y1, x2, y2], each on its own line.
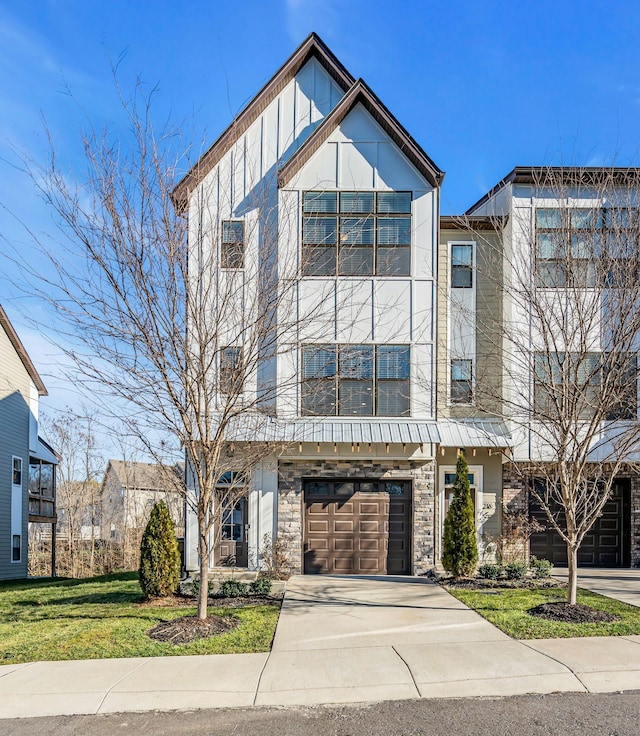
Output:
[214, 496, 249, 567]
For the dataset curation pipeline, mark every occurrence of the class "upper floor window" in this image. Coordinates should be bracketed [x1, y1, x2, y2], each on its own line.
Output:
[450, 359, 473, 404]
[533, 351, 637, 420]
[221, 221, 244, 269]
[535, 207, 640, 288]
[220, 346, 244, 394]
[451, 244, 473, 288]
[302, 191, 411, 277]
[302, 344, 410, 416]
[12, 457, 22, 486]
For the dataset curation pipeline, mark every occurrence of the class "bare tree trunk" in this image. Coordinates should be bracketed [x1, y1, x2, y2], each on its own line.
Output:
[567, 544, 578, 606]
[198, 533, 209, 620]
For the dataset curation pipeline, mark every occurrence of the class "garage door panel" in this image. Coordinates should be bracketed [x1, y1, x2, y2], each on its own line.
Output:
[530, 480, 631, 568]
[359, 538, 380, 552]
[308, 520, 329, 533]
[334, 520, 354, 532]
[334, 538, 354, 551]
[304, 479, 411, 575]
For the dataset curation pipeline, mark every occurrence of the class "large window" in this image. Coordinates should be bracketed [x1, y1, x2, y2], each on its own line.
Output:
[302, 191, 411, 277]
[221, 221, 244, 269]
[533, 352, 637, 420]
[302, 344, 410, 416]
[535, 207, 640, 288]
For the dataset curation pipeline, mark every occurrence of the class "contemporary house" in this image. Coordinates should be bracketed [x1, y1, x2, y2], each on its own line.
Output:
[176, 34, 640, 576]
[0, 305, 58, 579]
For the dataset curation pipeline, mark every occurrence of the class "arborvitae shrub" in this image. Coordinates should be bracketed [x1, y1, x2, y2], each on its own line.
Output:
[442, 452, 478, 577]
[139, 501, 181, 598]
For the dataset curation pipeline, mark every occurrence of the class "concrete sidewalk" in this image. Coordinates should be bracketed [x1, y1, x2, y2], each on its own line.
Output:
[2, 575, 640, 719]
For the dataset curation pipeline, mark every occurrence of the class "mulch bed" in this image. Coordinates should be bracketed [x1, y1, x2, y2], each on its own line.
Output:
[442, 578, 564, 590]
[148, 615, 239, 645]
[528, 602, 621, 624]
[138, 593, 284, 609]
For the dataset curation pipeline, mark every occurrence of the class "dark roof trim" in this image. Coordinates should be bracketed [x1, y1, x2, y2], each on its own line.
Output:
[0, 305, 47, 395]
[440, 215, 504, 231]
[466, 166, 640, 215]
[278, 78, 444, 189]
[171, 33, 355, 212]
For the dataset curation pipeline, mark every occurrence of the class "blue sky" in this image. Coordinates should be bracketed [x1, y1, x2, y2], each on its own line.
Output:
[1, 0, 640, 433]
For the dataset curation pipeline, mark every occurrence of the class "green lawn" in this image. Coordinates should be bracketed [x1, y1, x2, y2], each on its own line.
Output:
[0, 572, 280, 664]
[449, 586, 640, 639]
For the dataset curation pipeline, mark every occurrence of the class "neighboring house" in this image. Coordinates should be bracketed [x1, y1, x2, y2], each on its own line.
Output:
[100, 460, 184, 545]
[0, 305, 58, 579]
[176, 34, 640, 576]
[462, 167, 640, 568]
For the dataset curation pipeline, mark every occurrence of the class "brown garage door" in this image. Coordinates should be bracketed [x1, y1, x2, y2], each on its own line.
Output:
[530, 479, 631, 567]
[304, 479, 411, 575]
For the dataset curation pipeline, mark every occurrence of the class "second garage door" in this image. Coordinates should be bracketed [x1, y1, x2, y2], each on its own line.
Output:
[303, 479, 411, 575]
[529, 479, 631, 567]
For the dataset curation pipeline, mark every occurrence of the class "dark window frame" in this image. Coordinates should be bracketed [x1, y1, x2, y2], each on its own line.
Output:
[302, 191, 412, 277]
[450, 358, 473, 405]
[303, 478, 410, 497]
[450, 243, 474, 288]
[535, 206, 640, 288]
[301, 344, 410, 417]
[533, 351, 637, 420]
[221, 220, 245, 269]
[220, 346, 244, 394]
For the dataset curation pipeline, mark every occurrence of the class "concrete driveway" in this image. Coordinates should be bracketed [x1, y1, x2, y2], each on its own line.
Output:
[255, 575, 581, 705]
[553, 568, 640, 607]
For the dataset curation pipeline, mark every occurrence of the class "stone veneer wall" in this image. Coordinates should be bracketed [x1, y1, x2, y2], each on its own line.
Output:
[278, 457, 436, 575]
[502, 463, 640, 567]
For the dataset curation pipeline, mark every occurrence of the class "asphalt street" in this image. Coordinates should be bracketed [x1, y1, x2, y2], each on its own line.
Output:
[2, 691, 639, 736]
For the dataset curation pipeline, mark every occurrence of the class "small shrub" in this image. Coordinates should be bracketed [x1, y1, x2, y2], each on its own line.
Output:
[219, 579, 249, 598]
[139, 501, 181, 598]
[478, 563, 502, 580]
[249, 577, 272, 596]
[261, 533, 291, 580]
[529, 556, 553, 579]
[504, 560, 528, 580]
[442, 453, 478, 577]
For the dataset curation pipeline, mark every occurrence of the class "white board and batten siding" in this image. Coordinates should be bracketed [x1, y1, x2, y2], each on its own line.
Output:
[278, 102, 438, 420]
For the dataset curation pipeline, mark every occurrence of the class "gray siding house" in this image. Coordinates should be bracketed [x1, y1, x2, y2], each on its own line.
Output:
[0, 306, 57, 580]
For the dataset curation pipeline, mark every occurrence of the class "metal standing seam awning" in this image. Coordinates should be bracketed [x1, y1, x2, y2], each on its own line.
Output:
[436, 419, 512, 449]
[226, 417, 440, 445]
[225, 416, 512, 448]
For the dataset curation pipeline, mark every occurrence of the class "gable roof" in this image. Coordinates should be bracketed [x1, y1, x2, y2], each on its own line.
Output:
[277, 78, 444, 189]
[104, 460, 184, 494]
[465, 166, 640, 215]
[0, 305, 47, 395]
[171, 33, 355, 212]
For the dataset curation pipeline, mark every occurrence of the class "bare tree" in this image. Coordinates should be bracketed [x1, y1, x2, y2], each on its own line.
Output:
[459, 167, 640, 604]
[13, 82, 341, 618]
[39, 408, 102, 577]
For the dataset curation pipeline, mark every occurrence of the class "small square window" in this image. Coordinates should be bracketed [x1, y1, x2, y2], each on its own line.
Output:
[221, 221, 244, 269]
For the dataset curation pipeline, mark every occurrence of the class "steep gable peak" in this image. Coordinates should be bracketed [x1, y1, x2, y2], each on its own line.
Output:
[277, 78, 444, 189]
[171, 33, 355, 212]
